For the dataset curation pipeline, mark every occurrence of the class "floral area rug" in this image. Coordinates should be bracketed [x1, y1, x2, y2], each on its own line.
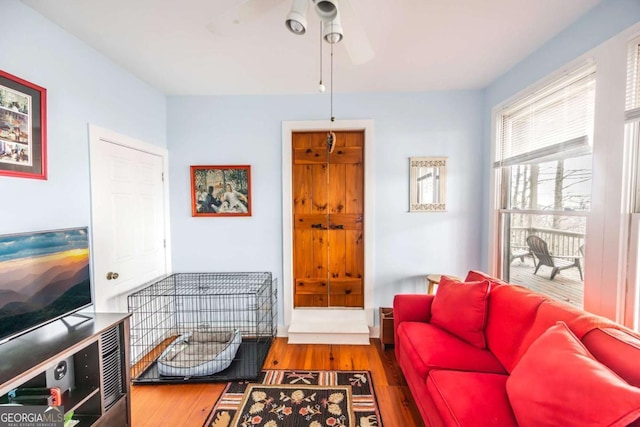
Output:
[204, 370, 382, 427]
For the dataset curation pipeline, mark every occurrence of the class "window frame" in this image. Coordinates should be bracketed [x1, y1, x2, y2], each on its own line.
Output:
[491, 62, 595, 286]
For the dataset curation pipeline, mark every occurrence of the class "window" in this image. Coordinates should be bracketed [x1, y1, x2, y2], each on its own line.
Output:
[494, 64, 595, 308]
[625, 37, 640, 330]
[626, 38, 640, 122]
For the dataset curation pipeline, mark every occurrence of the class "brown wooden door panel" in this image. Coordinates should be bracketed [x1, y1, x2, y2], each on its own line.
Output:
[311, 164, 328, 213]
[293, 229, 315, 279]
[292, 165, 313, 214]
[328, 230, 346, 279]
[328, 147, 363, 164]
[295, 279, 329, 294]
[328, 214, 363, 231]
[312, 229, 328, 279]
[344, 131, 364, 147]
[329, 279, 362, 295]
[328, 277, 363, 308]
[295, 294, 328, 307]
[294, 147, 330, 164]
[294, 132, 314, 149]
[292, 130, 364, 308]
[330, 294, 364, 307]
[295, 214, 329, 230]
[328, 163, 346, 214]
[346, 230, 364, 281]
[345, 163, 364, 213]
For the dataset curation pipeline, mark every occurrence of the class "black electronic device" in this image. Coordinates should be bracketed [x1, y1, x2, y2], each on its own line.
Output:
[46, 357, 74, 393]
[54, 361, 67, 380]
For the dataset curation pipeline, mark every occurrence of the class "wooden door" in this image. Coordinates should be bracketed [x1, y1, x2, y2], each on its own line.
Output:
[292, 131, 364, 307]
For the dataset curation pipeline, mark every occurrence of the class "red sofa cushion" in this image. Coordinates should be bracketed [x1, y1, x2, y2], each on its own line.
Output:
[431, 277, 491, 348]
[518, 298, 584, 357]
[427, 370, 518, 427]
[393, 293, 436, 351]
[484, 284, 547, 372]
[465, 270, 509, 288]
[396, 321, 506, 381]
[582, 327, 640, 388]
[507, 322, 640, 427]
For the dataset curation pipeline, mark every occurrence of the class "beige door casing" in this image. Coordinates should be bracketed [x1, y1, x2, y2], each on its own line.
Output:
[281, 119, 376, 335]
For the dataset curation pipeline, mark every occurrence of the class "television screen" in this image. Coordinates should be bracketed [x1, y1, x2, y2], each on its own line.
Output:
[0, 227, 92, 343]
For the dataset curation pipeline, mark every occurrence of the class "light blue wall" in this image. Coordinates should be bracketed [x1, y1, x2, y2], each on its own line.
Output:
[0, 0, 166, 235]
[168, 91, 484, 323]
[481, 0, 640, 269]
[8, 0, 636, 329]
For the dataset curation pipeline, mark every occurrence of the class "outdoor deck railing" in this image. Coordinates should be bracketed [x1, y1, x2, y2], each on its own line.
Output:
[511, 226, 585, 257]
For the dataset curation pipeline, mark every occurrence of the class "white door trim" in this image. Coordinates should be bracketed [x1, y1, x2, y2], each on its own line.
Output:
[281, 119, 375, 334]
[88, 124, 172, 301]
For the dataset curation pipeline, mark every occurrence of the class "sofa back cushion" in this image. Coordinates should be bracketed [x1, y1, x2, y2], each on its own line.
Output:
[518, 298, 585, 359]
[484, 284, 547, 372]
[465, 270, 509, 288]
[582, 327, 640, 388]
[430, 277, 491, 349]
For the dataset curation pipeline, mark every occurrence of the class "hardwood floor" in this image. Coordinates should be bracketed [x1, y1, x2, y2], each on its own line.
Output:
[130, 338, 424, 426]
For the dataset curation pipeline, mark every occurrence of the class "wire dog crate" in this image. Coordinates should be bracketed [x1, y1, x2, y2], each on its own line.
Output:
[127, 272, 277, 384]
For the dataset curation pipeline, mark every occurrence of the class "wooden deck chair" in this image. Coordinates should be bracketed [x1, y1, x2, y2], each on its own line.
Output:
[526, 235, 583, 280]
[510, 246, 531, 264]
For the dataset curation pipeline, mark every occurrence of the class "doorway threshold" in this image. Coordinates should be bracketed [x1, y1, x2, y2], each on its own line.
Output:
[287, 308, 370, 345]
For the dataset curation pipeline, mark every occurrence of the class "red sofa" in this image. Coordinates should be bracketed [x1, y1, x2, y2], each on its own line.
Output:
[394, 271, 640, 427]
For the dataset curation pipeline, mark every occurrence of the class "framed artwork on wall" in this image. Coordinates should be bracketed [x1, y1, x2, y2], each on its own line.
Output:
[0, 70, 47, 180]
[191, 165, 252, 217]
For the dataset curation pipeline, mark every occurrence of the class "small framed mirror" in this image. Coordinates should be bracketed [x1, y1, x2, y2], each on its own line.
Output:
[409, 157, 447, 212]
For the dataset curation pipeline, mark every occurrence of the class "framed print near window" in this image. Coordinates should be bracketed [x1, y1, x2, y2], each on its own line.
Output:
[191, 165, 251, 217]
[0, 70, 47, 180]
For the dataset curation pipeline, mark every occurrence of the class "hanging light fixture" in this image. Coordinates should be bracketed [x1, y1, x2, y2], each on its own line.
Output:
[285, 0, 343, 43]
[286, 0, 340, 152]
[285, 0, 309, 34]
[313, 0, 338, 22]
[322, 10, 343, 44]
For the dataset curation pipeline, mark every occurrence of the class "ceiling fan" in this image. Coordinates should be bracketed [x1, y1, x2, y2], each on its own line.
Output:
[209, 0, 374, 65]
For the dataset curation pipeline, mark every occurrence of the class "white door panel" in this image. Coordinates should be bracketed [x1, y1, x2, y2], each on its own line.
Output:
[89, 126, 168, 312]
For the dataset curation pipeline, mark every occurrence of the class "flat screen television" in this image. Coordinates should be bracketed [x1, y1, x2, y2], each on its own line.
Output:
[0, 227, 92, 343]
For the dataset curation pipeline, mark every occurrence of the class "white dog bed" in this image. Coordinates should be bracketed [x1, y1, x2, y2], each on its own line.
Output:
[157, 329, 242, 377]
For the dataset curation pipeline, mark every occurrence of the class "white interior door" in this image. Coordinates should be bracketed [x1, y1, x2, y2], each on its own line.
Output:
[89, 125, 170, 313]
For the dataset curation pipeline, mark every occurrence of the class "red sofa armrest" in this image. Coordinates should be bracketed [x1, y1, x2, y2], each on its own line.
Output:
[393, 294, 435, 341]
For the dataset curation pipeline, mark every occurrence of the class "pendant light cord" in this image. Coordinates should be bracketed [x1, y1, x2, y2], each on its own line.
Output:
[327, 22, 336, 154]
[319, 22, 323, 88]
[330, 36, 334, 123]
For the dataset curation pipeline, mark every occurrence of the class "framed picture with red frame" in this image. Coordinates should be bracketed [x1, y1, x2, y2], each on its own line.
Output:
[0, 70, 47, 180]
[190, 165, 251, 217]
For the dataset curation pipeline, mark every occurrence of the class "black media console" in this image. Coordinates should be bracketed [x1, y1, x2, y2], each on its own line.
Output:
[0, 312, 131, 426]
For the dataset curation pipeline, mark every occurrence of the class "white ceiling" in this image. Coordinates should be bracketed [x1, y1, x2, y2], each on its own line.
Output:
[20, 0, 601, 96]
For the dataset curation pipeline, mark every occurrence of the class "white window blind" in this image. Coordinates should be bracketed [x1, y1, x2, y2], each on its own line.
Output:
[495, 64, 596, 168]
[626, 37, 640, 121]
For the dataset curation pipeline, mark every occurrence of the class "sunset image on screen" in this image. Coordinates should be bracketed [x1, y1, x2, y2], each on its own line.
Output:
[0, 228, 92, 341]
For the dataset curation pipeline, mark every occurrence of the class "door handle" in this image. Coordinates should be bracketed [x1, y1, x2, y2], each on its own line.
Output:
[311, 223, 326, 229]
[330, 224, 344, 230]
[106, 272, 119, 280]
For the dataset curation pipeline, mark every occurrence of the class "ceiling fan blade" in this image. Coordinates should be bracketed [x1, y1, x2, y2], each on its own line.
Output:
[208, 0, 286, 34]
[232, 0, 286, 25]
[339, 0, 374, 64]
